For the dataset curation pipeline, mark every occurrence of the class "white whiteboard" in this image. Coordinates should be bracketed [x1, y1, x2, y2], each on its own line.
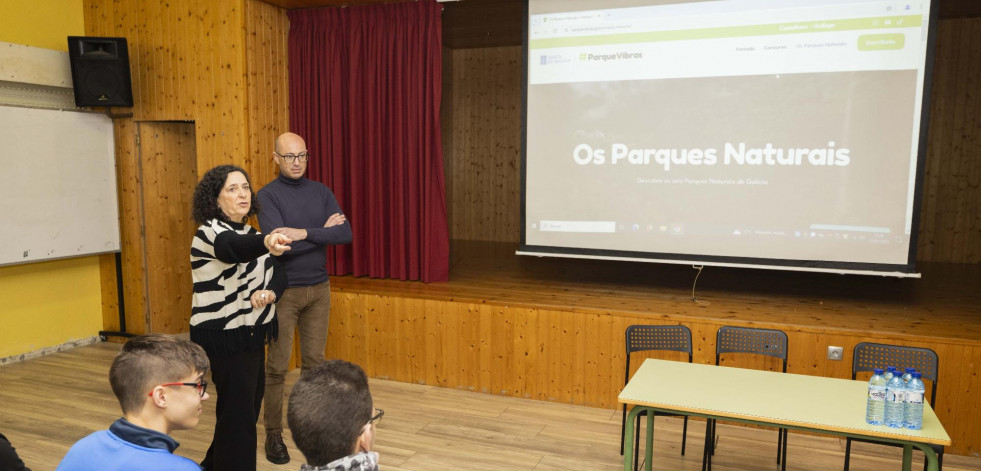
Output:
[0, 106, 120, 266]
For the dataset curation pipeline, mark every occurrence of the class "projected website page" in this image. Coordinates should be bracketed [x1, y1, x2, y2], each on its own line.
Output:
[523, 0, 931, 270]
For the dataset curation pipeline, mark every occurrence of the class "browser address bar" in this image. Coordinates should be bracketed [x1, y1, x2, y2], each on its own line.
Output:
[539, 220, 617, 233]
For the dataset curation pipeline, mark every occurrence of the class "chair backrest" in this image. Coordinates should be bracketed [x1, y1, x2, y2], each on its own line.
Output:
[625, 325, 693, 386]
[716, 326, 788, 372]
[851, 342, 939, 403]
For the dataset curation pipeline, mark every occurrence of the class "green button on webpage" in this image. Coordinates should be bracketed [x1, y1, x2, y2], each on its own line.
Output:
[857, 33, 905, 50]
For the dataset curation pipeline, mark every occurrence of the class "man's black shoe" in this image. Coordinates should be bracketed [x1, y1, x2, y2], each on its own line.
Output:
[265, 432, 290, 465]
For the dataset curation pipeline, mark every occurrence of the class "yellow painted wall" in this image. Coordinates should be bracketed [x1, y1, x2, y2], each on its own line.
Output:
[0, 258, 103, 358]
[0, 0, 103, 359]
[0, 0, 84, 51]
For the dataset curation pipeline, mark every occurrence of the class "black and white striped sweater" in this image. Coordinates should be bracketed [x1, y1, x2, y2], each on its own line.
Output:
[190, 218, 286, 355]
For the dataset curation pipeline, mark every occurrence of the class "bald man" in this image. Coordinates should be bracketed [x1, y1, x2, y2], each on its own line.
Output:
[257, 132, 353, 464]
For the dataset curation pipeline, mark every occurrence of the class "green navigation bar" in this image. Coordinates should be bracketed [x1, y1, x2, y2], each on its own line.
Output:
[529, 15, 921, 50]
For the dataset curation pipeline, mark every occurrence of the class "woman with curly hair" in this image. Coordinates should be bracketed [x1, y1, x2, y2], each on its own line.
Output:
[190, 165, 291, 471]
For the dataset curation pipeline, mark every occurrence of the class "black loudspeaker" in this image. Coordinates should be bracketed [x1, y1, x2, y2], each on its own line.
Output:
[67, 36, 134, 108]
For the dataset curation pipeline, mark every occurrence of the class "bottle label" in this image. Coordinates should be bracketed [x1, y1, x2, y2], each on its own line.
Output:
[868, 389, 886, 400]
[887, 390, 905, 402]
[907, 391, 924, 404]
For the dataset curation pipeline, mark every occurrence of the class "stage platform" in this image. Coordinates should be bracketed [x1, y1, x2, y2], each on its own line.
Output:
[327, 240, 981, 456]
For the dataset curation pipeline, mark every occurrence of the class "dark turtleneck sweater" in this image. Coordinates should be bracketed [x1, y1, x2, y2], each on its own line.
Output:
[257, 173, 352, 287]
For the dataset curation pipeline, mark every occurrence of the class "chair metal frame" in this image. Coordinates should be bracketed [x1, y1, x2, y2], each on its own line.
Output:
[622, 324, 693, 471]
[704, 326, 789, 471]
[844, 342, 942, 471]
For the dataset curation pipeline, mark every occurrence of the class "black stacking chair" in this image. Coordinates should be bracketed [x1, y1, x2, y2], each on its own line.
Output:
[703, 326, 789, 471]
[844, 342, 942, 471]
[622, 324, 693, 471]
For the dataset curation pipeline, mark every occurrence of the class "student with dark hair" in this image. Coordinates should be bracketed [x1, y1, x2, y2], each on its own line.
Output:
[0, 432, 31, 471]
[55, 334, 211, 471]
[190, 165, 292, 471]
[287, 360, 381, 471]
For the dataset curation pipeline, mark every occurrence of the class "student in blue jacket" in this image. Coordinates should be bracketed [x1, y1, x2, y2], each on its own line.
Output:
[56, 335, 211, 471]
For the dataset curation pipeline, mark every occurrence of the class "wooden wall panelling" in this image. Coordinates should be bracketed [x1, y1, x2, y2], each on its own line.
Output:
[441, 0, 523, 49]
[483, 303, 504, 395]
[114, 119, 148, 335]
[187, 6, 209, 132]
[142, 0, 161, 118]
[951, 18, 980, 262]
[428, 298, 457, 388]
[930, 342, 981, 458]
[422, 298, 448, 387]
[136, 0, 157, 120]
[166, 0, 183, 118]
[326, 292, 980, 455]
[941, 0, 981, 18]
[404, 298, 429, 383]
[441, 46, 455, 238]
[371, 295, 400, 382]
[401, 297, 429, 384]
[156, 0, 175, 118]
[327, 288, 356, 367]
[447, 46, 522, 242]
[245, 0, 290, 188]
[169, 0, 187, 119]
[518, 307, 548, 398]
[138, 122, 197, 334]
[460, 303, 482, 391]
[588, 311, 618, 407]
[545, 309, 568, 402]
[918, 17, 981, 263]
[914, 17, 978, 263]
[98, 253, 120, 333]
[199, 1, 249, 171]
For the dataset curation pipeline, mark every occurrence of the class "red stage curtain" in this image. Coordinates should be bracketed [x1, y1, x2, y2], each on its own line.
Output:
[287, 1, 449, 282]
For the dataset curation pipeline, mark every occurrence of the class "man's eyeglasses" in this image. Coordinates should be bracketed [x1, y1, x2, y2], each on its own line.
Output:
[363, 409, 384, 431]
[150, 380, 208, 397]
[275, 151, 309, 163]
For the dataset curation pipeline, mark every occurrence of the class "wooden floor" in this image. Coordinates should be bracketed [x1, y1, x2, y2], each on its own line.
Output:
[1, 342, 979, 471]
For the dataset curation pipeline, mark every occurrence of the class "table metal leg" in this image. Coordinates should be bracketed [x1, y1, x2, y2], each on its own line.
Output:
[645, 413, 655, 471]
[916, 443, 940, 471]
[701, 419, 713, 471]
[903, 445, 913, 471]
[623, 407, 640, 471]
[780, 429, 788, 471]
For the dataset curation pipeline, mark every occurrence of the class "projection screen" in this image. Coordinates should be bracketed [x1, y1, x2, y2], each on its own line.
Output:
[519, 0, 939, 277]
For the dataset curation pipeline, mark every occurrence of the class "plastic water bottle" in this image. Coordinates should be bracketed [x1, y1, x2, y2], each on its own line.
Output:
[884, 372, 906, 427]
[884, 366, 897, 381]
[902, 367, 916, 384]
[905, 372, 925, 430]
[865, 368, 887, 425]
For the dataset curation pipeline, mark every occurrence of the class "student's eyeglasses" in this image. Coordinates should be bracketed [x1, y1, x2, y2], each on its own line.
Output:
[150, 380, 208, 397]
[274, 151, 309, 163]
[362, 409, 384, 431]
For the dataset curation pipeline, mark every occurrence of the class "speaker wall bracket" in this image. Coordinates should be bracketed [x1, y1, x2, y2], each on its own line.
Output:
[103, 107, 133, 119]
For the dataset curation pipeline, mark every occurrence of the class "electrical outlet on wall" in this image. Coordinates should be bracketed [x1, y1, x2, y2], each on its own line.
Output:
[828, 346, 844, 360]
